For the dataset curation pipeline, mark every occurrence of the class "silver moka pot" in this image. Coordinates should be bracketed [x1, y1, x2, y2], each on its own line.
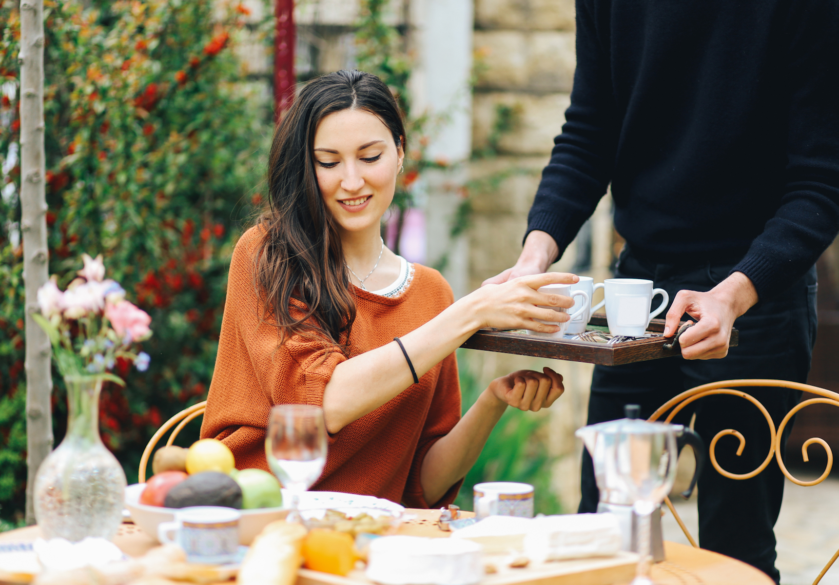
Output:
[575, 405, 705, 562]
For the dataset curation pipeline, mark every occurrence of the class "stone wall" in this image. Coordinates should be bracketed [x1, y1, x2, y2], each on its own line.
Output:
[467, 0, 612, 511]
[228, 0, 408, 124]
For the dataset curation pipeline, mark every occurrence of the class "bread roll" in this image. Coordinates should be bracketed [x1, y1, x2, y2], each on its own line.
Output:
[237, 521, 307, 585]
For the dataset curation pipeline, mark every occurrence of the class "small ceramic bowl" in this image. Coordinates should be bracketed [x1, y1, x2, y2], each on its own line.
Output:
[300, 506, 404, 536]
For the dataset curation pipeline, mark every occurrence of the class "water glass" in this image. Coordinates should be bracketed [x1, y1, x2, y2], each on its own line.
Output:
[265, 404, 327, 522]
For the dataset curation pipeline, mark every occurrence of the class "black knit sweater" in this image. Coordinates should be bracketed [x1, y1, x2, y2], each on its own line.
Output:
[526, 0, 839, 299]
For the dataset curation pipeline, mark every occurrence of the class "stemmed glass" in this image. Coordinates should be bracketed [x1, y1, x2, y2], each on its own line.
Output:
[613, 424, 678, 585]
[265, 404, 328, 523]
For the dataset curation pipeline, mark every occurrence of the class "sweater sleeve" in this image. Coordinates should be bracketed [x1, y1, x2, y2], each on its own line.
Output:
[200, 230, 347, 471]
[401, 351, 462, 509]
[525, 0, 619, 260]
[730, 0, 839, 299]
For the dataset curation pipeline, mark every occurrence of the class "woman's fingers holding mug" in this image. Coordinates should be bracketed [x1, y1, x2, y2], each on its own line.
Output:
[514, 272, 579, 290]
[530, 305, 570, 324]
[534, 289, 575, 309]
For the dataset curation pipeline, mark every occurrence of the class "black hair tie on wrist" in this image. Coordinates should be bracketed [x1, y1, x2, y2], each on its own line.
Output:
[393, 337, 419, 385]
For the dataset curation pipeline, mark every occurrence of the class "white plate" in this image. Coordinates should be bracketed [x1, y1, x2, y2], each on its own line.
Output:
[292, 491, 405, 515]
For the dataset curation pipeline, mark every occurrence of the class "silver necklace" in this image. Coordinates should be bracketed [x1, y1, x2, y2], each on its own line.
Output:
[346, 237, 384, 291]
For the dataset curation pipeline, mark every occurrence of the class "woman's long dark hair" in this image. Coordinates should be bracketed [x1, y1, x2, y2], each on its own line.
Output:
[254, 70, 406, 354]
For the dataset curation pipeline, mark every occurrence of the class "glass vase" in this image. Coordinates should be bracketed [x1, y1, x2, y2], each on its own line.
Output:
[34, 375, 127, 541]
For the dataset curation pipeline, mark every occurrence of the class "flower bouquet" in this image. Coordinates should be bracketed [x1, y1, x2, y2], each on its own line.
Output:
[32, 254, 153, 541]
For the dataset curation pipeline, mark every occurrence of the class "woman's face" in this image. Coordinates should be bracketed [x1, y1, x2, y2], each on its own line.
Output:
[313, 108, 404, 237]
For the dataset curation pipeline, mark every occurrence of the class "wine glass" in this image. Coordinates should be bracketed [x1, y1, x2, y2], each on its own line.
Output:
[265, 404, 328, 523]
[613, 424, 678, 585]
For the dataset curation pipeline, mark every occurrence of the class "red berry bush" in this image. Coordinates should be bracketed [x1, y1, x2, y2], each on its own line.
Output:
[0, 0, 271, 524]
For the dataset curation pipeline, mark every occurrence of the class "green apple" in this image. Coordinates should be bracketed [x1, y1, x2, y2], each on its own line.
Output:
[234, 468, 283, 509]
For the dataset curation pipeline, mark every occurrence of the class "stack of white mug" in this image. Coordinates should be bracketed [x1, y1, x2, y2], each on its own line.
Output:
[530, 278, 669, 338]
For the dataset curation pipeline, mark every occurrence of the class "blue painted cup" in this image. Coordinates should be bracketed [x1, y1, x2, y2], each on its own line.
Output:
[158, 506, 240, 564]
[473, 482, 534, 520]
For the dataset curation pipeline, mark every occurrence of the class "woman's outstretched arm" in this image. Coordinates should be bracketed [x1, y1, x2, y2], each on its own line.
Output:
[322, 272, 576, 434]
[419, 367, 564, 505]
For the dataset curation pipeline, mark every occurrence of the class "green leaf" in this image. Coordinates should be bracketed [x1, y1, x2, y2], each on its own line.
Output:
[99, 373, 126, 387]
[31, 313, 60, 347]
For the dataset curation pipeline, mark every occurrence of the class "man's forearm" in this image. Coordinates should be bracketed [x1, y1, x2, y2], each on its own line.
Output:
[711, 271, 759, 318]
[518, 231, 560, 272]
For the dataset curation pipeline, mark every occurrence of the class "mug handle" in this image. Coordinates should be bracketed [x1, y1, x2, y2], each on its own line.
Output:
[591, 282, 606, 314]
[158, 520, 179, 545]
[648, 288, 669, 320]
[568, 291, 589, 322]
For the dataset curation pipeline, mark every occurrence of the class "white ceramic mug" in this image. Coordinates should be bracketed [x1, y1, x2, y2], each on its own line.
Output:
[602, 278, 669, 337]
[473, 482, 534, 520]
[566, 276, 606, 334]
[528, 284, 589, 338]
[158, 506, 240, 564]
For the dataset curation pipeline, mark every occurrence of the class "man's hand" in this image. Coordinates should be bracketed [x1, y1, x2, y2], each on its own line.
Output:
[482, 231, 560, 286]
[487, 367, 565, 412]
[664, 272, 759, 360]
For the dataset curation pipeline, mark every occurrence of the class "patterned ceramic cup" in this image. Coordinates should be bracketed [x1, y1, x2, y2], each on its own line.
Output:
[158, 506, 240, 564]
[473, 482, 534, 520]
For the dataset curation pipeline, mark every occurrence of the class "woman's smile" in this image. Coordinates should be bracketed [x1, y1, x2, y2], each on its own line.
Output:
[338, 195, 372, 211]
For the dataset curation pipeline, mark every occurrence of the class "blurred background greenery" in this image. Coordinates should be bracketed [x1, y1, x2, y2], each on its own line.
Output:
[0, 0, 560, 527]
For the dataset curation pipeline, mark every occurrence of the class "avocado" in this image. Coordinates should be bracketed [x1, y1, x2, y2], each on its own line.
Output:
[163, 471, 243, 509]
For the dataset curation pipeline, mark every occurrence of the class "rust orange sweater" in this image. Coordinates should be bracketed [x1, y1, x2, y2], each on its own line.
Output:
[200, 227, 462, 508]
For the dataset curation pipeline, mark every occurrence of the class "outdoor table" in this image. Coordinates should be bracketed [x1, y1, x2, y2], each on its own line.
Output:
[0, 509, 772, 585]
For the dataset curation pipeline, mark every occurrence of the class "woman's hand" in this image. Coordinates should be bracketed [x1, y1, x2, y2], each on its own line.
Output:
[487, 367, 565, 412]
[458, 272, 580, 335]
[421, 365, 565, 503]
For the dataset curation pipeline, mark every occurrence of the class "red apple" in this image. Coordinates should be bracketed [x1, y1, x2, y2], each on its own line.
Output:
[140, 471, 188, 507]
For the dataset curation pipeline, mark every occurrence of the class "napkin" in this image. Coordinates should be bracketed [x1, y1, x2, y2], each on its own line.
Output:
[451, 514, 622, 561]
[523, 514, 622, 561]
[33, 537, 124, 571]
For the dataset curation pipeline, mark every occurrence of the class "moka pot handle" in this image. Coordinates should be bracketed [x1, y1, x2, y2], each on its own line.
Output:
[676, 427, 705, 500]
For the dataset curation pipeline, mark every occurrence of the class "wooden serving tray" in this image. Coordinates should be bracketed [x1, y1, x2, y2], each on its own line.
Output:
[298, 553, 638, 585]
[461, 315, 739, 367]
[297, 511, 637, 585]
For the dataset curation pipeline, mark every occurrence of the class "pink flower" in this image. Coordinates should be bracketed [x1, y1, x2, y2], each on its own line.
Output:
[106, 301, 152, 342]
[37, 276, 64, 318]
[63, 280, 106, 319]
[78, 253, 105, 282]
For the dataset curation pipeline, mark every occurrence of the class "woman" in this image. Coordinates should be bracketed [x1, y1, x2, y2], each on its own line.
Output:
[201, 70, 579, 508]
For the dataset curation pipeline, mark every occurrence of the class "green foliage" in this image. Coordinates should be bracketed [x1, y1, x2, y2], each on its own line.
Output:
[473, 103, 523, 160]
[356, 0, 451, 254]
[455, 352, 562, 515]
[0, 0, 271, 524]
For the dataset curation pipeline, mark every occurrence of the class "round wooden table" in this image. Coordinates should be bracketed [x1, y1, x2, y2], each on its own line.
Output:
[0, 510, 773, 585]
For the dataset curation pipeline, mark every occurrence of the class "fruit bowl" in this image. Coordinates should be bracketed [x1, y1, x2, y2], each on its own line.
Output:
[125, 485, 407, 545]
[125, 483, 288, 545]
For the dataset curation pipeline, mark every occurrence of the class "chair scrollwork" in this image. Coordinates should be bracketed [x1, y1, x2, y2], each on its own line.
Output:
[647, 379, 839, 585]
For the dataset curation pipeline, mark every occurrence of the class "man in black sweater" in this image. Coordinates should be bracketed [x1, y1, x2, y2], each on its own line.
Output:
[485, 0, 839, 581]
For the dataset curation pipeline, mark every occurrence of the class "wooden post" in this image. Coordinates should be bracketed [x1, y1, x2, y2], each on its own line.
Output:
[19, 0, 53, 525]
[273, 0, 295, 121]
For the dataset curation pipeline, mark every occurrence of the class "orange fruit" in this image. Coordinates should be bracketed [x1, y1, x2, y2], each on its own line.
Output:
[302, 529, 357, 576]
